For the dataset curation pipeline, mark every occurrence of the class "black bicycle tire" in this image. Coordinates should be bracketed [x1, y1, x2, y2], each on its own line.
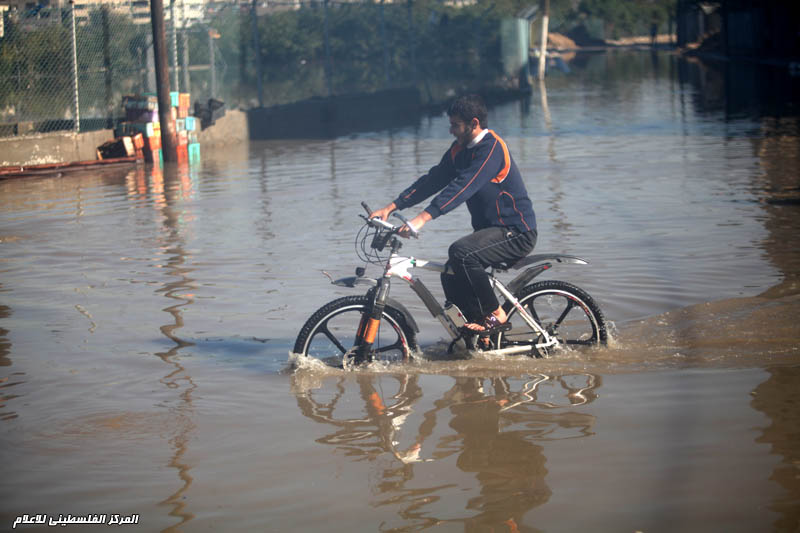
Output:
[500, 279, 607, 356]
[293, 295, 418, 364]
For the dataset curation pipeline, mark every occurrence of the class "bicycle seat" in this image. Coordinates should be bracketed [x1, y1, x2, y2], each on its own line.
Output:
[494, 253, 588, 272]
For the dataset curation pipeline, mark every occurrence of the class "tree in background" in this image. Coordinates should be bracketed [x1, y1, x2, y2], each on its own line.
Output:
[577, 0, 675, 39]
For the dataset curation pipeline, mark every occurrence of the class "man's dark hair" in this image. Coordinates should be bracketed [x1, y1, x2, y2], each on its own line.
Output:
[447, 94, 488, 128]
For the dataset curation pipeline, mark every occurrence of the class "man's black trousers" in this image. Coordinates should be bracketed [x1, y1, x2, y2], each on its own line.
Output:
[440, 226, 537, 324]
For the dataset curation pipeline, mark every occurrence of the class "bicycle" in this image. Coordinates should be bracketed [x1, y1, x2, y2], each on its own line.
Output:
[293, 203, 607, 367]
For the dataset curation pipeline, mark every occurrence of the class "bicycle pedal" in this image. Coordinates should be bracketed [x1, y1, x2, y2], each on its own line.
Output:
[475, 321, 512, 337]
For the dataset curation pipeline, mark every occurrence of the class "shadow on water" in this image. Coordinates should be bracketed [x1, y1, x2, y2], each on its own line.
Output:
[291, 372, 598, 530]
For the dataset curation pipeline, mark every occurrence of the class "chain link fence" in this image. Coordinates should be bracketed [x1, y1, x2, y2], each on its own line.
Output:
[2, 0, 665, 140]
[1, 2, 226, 138]
[1, 0, 530, 140]
[1, 4, 80, 136]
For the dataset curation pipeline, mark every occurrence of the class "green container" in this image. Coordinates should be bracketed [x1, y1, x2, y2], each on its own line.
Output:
[188, 143, 201, 163]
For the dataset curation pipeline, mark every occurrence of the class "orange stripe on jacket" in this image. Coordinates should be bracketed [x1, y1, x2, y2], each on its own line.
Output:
[489, 130, 511, 183]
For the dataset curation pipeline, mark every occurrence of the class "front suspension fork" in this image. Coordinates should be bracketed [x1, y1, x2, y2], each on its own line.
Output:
[354, 278, 390, 364]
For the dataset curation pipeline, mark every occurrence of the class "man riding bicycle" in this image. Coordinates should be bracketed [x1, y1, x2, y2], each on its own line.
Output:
[370, 95, 537, 336]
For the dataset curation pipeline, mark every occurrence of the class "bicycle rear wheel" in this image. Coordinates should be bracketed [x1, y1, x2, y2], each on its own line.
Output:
[498, 280, 607, 357]
[293, 295, 417, 367]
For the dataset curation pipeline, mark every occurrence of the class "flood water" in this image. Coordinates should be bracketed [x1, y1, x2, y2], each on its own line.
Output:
[2, 51, 799, 532]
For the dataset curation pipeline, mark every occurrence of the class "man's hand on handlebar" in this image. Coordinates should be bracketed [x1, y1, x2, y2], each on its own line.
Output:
[366, 202, 431, 239]
[369, 202, 396, 222]
[397, 211, 432, 239]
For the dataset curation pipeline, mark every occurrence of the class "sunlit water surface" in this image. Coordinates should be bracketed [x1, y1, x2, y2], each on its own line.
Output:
[1, 51, 799, 531]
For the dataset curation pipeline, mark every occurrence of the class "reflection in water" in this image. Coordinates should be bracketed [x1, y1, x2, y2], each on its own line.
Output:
[535, 78, 573, 244]
[148, 162, 200, 531]
[751, 366, 800, 532]
[678, 56, 800, 298]
[0, 299, 22, 422]
[292, 372, 599, 530]
[753, 116, 800, 296]
[256, 150, 275, 242]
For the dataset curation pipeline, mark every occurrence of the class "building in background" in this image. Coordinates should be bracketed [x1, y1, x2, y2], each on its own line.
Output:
[0, 0, 207, 26]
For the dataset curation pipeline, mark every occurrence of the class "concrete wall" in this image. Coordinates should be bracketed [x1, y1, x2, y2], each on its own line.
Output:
[196, 109, 248, 147]
[247, 88, 422, 140]
[1, 130, 113, 167]
[1, 109, 249, 167]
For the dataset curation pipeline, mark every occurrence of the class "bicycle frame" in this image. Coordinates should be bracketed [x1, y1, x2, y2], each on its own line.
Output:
[332, 233, 586, 361]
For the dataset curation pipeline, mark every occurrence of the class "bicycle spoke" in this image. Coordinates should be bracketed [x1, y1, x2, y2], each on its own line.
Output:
[526, 302, 541, 324]
[374, 340, 404, 353]
[319, 323, 349, 355]
[553, 299, 576, 329]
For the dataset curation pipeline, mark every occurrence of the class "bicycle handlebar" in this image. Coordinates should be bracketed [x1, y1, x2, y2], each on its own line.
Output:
[391, 212, 419, 239]
[367, 216, 396, 231]
[359, 201, 419, 238]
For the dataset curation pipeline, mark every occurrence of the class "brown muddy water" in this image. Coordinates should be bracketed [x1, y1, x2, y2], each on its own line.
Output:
[2, 52, 799, 532]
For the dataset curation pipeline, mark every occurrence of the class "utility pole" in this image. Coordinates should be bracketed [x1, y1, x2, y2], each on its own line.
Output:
[537, 0, 549, 79]
[151, 0, 178, 161]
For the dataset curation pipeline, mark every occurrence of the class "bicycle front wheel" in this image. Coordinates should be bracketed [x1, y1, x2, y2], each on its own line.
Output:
[499, 280, 607, 357]
[293, 295, 417, 367]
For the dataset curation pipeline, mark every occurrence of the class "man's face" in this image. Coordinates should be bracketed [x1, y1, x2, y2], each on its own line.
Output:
[449, 116, 476, 146]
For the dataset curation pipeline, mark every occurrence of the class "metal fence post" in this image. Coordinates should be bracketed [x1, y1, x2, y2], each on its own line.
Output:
[146, 33, 156, 93]
[182, 31, 190, 92]
[323, 0, 333, 97]
[407, 0, 416, 84]
[251, 0, 264, 107]
[70, 0, 80, 133]
[102, 6, 113, 128]
[209, 29, 217, 98]
[171, 0, 179, 91]
[380, 0, 389, 85]
[181, 0, 190, 92]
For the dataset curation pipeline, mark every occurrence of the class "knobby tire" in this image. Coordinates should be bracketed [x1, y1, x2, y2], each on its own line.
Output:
[294, 295, 417, 366]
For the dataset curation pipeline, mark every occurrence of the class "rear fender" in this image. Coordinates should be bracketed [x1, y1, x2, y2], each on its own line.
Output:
[506, 255, 589, 294]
